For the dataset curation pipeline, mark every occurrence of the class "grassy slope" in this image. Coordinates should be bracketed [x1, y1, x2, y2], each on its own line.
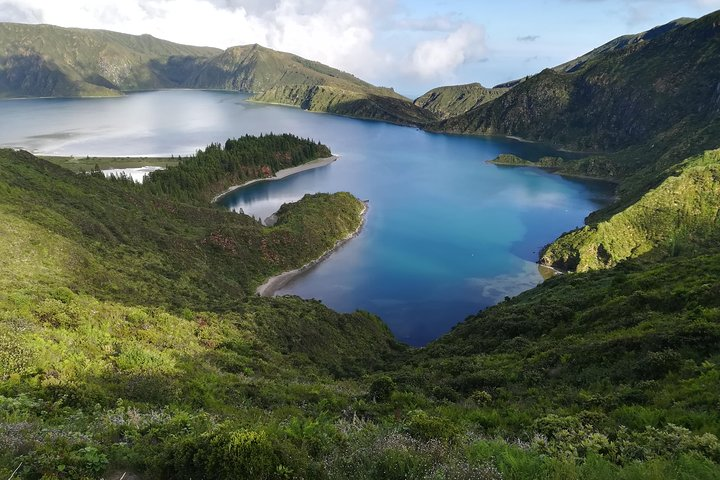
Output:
[1, 147, 719, 478]
[542, 149, 720, 271]
[404, 247, 720, 459]
[413, 83, 509, 120]
[0, 148, 409, 478]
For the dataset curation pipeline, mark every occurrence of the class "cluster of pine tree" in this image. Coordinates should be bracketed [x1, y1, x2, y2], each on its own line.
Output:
[143, 133, 331, 202]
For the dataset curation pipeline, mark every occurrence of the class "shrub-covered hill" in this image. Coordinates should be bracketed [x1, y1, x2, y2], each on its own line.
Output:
[395, 246, 720, 476]
[541, 149, 720, 271]
[2, 144, 720, 478]
[0, 147, 363, 311]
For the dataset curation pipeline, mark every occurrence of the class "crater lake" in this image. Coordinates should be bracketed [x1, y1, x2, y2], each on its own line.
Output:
[0, 90, 614, 345]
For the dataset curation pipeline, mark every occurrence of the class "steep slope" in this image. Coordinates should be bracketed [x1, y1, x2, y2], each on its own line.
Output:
[408, 246, 720, 455]
[436, 11, 720, 153]
[413, 82, 509, 119]
[554, 17, 694, 73]
[541, 149, 720, 271]
[0, 22, 219, 97]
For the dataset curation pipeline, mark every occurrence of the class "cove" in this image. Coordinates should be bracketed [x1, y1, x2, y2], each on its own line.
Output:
[0, 90, 614, 346]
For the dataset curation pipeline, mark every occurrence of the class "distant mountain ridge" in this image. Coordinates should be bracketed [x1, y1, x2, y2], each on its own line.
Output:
[0, 22, 435, 125]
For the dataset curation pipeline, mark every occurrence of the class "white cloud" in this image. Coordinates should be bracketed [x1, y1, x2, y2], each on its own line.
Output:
[409, 23, 486, 79]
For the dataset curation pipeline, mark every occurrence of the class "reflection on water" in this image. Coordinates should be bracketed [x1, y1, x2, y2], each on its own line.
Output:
[0, 90, 615, 346]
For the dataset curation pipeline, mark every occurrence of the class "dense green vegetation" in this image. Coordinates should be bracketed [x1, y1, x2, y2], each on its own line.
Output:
[2, 144, 720, 478]
[413, 83, 509, 120]
[0, 146, 361, 311]
[542, 149, 720, 271]
[144, 134, 331, 203]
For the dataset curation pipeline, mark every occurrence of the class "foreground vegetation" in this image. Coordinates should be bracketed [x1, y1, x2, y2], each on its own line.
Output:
[0, 132, 719, 479]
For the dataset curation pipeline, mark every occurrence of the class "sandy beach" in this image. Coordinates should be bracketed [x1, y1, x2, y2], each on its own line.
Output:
[255, 202, 368, 297]
[211, 155, 338, 203]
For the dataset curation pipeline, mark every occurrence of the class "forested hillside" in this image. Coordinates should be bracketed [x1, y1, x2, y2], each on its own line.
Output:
[144, 134, 331, 203]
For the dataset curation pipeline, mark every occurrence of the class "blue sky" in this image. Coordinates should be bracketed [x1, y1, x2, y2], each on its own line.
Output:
[384, 0, 720, 94]
[1, 0, 719, 96]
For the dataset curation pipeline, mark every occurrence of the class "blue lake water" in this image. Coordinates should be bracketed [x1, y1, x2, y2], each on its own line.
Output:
[0, 90, 614, 346]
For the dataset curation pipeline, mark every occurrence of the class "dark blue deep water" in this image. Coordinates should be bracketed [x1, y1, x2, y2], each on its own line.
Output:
[0, 90, 614, 345]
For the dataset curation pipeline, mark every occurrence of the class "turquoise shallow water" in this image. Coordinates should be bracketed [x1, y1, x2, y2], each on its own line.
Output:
[0, 90, 614, 345]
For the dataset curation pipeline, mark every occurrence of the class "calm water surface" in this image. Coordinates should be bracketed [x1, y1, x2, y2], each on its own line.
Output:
[0, 90, 614, 345]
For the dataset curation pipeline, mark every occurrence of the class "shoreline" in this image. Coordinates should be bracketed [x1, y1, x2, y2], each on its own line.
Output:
[211, 155, 338, 203]
[256, 202, 368, 297]
[488, 159, 620, 186]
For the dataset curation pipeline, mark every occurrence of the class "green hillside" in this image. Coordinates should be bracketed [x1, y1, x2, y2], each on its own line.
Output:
[553, 18, 694, 74]
[435, 12, 720, 155]
[189, 44, 436, 125]
[2, 146, 720, 478]
[413, 83, 509, 119]
[541, 149, 720, 271]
